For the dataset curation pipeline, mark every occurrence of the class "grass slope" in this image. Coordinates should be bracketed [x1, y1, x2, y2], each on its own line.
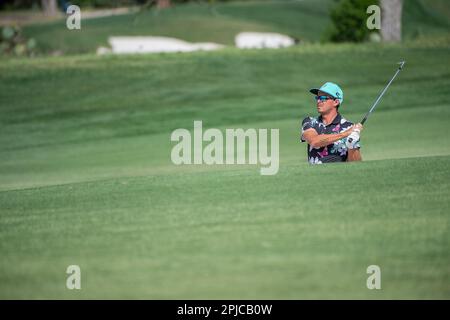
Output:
[22, 0, 450, 55]
[0, 157, 449, 299]
[0, 39, 449, 298]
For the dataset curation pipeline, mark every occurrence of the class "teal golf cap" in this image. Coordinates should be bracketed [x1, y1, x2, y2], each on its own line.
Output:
[310, 82, 344, 104]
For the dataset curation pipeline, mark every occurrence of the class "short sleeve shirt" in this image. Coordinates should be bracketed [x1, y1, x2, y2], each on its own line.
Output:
[301, 113, 360, 164]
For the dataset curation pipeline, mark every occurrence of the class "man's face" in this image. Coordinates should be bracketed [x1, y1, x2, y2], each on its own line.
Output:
[316, 90, 339, 114]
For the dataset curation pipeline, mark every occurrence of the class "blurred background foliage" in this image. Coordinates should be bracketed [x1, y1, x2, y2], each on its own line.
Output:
[0, 0, 449, 56]
[1, 0, 229, 11]
[325, 0, 380, 42]
[0, 25, 36, 56]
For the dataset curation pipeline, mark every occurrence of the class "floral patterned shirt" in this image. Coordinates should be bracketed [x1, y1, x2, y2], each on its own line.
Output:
[301, 113, 360, 164]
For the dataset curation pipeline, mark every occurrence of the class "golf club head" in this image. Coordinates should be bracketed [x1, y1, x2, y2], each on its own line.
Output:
[398, 61, 406, 70]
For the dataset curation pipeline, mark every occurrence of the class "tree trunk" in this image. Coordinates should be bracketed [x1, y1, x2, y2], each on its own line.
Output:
[157, 0, 171, 9]
[41, 0, 58, 16]
[381, 0, 403, 42]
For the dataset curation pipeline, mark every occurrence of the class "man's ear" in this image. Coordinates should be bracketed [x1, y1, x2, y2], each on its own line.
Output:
[333, 99, 340, 108]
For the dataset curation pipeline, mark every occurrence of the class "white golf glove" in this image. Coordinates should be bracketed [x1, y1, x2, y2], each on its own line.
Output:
[346, 129, 360, 149]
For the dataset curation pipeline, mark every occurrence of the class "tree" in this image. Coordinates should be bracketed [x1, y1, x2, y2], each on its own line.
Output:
[41, 0, 58, 15]
[380, 0, 403, 42]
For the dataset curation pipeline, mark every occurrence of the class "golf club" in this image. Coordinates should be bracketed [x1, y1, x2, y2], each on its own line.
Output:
[348, 60, 406, 144]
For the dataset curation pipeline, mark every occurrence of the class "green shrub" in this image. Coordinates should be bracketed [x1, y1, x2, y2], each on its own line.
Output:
[325, 0, 380, 42]
[0, 25, 37, 57]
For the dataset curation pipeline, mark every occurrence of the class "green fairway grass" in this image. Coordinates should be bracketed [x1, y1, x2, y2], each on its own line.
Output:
[0, 156, 449, 299]
[1, 37, 450, 297]
[22, 0, 450, 55]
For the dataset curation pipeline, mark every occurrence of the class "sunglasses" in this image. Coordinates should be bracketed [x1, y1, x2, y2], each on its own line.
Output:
[315, 95, 336, 102]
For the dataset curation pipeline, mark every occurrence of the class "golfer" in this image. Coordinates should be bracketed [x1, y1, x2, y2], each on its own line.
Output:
[301, 82, 363, 164]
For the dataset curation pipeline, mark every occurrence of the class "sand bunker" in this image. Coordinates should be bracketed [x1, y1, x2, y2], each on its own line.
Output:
[97, 36, 224, 55]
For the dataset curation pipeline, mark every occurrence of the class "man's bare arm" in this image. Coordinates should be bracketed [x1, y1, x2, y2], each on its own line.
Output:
[302, 127, 353, 148]
[347, 148, 362, 162]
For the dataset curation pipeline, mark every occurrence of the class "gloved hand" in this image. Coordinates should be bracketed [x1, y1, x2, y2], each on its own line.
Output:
[346, 129, 360, 149]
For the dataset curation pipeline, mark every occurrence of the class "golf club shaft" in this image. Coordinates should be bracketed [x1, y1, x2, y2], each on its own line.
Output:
[347, 61, 405, 145]
[360, 61, 405, 125]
